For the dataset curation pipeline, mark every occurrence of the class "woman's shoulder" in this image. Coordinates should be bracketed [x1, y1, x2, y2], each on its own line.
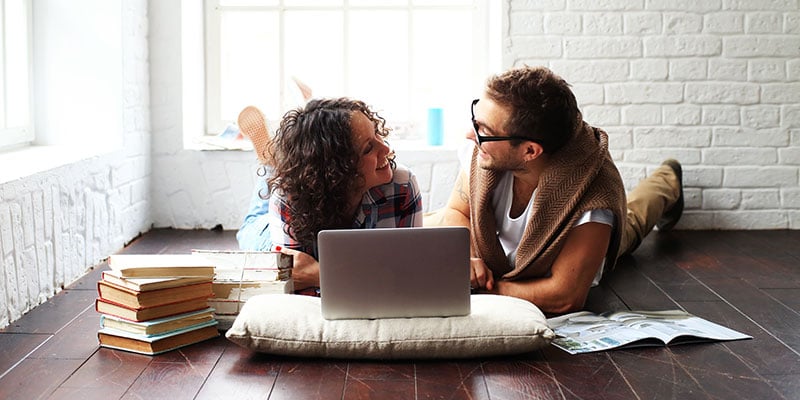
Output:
[391, 163, 416, 184]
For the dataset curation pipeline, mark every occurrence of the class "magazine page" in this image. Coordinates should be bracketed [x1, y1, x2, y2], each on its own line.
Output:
[548, 312, 657, 354]
[607, 310, 751, 344]
[548, 310, 751, 354]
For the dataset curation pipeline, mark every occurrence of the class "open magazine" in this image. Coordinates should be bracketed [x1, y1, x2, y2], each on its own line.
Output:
[547, 310, 752, 354]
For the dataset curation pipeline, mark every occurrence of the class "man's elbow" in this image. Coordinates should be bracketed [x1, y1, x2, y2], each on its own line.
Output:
[542, 293, 588, 315]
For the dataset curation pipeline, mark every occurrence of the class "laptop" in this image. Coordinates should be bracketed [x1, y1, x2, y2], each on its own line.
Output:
[317, 226, 471, 320]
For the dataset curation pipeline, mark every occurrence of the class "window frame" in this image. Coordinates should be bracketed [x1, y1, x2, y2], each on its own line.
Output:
[203, 0, 496, 142]
[0, 0, 34, 149]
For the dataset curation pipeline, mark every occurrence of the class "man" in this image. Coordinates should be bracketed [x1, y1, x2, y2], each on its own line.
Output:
[425, 66, 683, 314]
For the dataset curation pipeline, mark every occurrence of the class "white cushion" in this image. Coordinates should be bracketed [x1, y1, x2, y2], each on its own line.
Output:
[225, 293, 554, 359]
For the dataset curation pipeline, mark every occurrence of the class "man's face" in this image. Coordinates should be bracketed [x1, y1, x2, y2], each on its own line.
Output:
[468, 96, 527, 172]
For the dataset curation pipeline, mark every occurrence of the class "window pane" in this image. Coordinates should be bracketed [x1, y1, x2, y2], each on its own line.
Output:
[348, 10, 408, 126]
[284, 10, 344, 110]
[219, 11, 280, 121]
[0, 4, 5, 130]
[6, 0, 29, 128]
[412, 10, 473, 143]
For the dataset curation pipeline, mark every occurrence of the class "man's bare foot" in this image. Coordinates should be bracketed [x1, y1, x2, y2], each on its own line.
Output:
[237, 106, 274, 166]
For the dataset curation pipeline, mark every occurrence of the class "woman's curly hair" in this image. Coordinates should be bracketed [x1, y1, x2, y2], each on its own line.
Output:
[267, 98, 392, 250]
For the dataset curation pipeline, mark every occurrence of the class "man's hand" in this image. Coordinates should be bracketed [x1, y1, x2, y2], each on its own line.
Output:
[279, 248, 319, 290]
[470, 257, 494, 291]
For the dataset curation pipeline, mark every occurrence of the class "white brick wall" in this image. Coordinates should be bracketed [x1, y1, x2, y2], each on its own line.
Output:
[505, 0, 800, 229]
[0, 0, 150, 329]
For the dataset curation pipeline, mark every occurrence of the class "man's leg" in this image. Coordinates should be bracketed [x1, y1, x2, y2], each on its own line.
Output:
[618, 159, 683, 257]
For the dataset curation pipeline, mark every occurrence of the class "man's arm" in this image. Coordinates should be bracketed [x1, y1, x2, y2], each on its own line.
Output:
[487, 222, 612, 314]
[423, 170, 471, 228]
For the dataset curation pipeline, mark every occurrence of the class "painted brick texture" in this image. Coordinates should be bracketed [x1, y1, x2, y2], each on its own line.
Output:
[506, 0, 800, 229]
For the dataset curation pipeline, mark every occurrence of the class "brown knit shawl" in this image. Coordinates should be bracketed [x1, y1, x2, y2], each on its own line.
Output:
[469, 122, 626, 281]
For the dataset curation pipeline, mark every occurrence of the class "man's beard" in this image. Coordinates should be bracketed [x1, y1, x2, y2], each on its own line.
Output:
[479, 153, 526, 172]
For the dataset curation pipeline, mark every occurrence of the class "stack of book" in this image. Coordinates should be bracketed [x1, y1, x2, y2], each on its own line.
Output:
[192, 249, 293, 329]
[95, 254, 219, 355]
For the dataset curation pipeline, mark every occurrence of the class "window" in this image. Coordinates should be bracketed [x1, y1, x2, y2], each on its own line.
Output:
[204, 0, 499, 145]
[0, 0, 33, 149]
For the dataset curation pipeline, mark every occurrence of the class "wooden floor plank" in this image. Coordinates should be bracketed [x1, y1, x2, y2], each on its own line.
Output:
[0, 358, 85, 400]
[342, 377, 416, 400]
[65, 264, 107, 291]
[481, 358, 563, 400]
[414, 361, 490, 400]
[667, 343, 784, 399]
[53, 348, 154, 399]
[762, 374, 800, 400]
[762, 288, 800, 314]
[602, 259, 679, 311]
[681, 300, 800, 376]
[120, 361, 217, 400]
[194, 344, 280, 400]
[342, 361, 416, 399]
[1, 289, 97, 334]
[269, 360, 348, 400]
[607, 348, 706, 400]
[679, 231, 797, 289]
[698, 277, 800, 353]
[583, 281, 629, 314]
[0, 332, 51, 377]
[30, 306, 101, 360]
[543, 347, 635, 400]
[122, 228, 238, 255]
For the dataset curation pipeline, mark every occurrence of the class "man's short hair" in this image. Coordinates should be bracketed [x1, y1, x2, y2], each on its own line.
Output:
[485, 66, 580, 154]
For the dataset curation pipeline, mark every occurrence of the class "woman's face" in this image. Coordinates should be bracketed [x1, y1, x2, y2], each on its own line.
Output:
[351, 111, 393, 191]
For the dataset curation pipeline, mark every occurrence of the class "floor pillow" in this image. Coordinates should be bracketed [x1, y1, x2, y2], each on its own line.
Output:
[225, 293, 554, 359]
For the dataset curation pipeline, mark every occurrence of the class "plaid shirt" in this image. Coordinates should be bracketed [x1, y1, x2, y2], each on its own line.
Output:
[267, 164, 423, 258]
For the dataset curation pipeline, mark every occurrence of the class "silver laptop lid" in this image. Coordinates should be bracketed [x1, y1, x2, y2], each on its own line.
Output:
[318, 226, 471, 320]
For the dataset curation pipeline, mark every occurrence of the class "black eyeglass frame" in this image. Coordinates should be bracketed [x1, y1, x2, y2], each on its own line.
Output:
[470, 99, 537, 146]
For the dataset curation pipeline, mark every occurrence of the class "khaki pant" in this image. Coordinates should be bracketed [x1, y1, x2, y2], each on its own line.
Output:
[618, 164, 681, 258]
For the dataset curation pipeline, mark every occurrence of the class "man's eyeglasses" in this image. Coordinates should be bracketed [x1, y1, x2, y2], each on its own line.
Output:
[471, 99, 535, 146]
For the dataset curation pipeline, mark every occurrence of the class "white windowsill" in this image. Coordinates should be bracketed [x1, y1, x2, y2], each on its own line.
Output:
[0, 145, 110, 184]
[188, 135, 461, 154]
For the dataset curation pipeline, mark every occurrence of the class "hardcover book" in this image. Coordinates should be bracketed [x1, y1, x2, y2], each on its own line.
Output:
[95, 296, 211, 322]
[101, 270, 212, 292]
[107, 254, 215, 278]
[98, 321, 219, 355]
[210, 280, 294, 316]
[192, 249, 292, 281]
[99, 308, 215, 336]
[97, 280, 213, 309]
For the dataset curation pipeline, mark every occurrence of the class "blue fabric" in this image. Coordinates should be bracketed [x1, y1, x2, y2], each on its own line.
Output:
[236, 167, 274, 251]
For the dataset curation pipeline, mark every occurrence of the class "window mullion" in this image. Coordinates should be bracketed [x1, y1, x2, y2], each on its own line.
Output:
[204, 0, 223, 134]
[1, 0, 7, 131]
[342, 0, 349, 96]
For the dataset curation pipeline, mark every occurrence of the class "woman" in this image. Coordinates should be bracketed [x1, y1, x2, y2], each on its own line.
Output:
[236, 98, 423, 295]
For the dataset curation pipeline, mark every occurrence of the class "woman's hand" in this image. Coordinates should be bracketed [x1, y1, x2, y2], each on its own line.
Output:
[470, 257, 494, 291]
[279, 248, 320, 290]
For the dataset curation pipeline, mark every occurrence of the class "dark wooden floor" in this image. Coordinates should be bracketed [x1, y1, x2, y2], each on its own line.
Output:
[1, 228, 798, 399]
